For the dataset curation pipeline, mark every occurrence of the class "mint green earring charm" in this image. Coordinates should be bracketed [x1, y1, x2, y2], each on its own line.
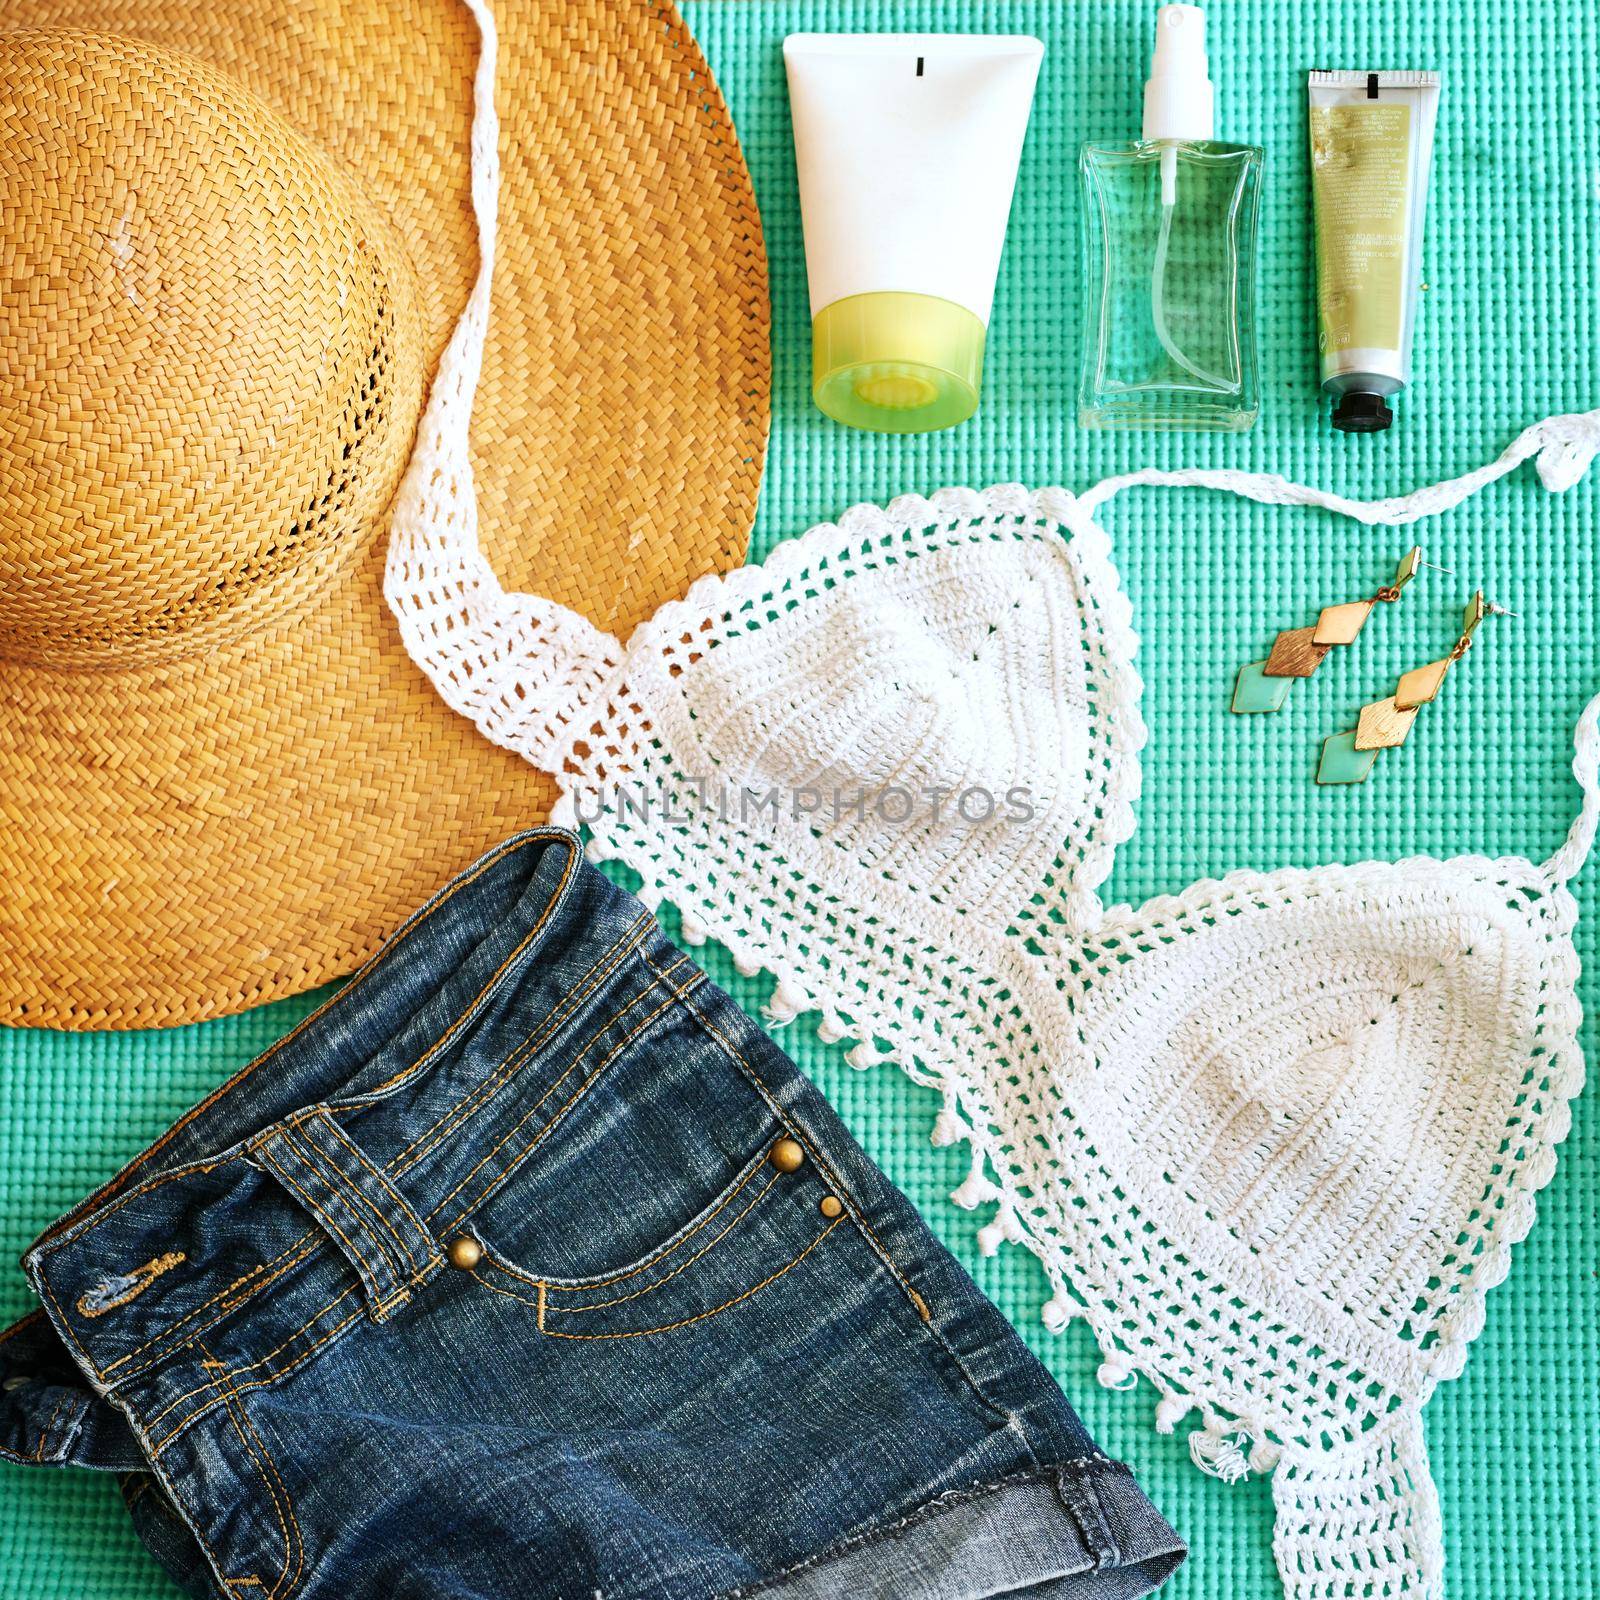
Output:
[1317, 591, 1515, 785]
[1231, 547, 1433, 715]
[1314, 729, 1380, 786]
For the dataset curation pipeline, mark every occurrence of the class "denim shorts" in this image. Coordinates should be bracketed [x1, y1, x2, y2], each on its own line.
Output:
[1, 830, 1183, 1600]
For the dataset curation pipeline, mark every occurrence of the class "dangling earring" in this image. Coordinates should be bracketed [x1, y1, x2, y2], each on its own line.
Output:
[1317, 590, 1516, 785]
[1232, 547, 1442, 714]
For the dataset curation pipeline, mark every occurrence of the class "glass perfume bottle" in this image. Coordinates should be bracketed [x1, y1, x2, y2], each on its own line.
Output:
[1078, 5, 1261, 431]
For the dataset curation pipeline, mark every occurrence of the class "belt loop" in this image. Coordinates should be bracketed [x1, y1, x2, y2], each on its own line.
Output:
[251, 1108, 438, 1321]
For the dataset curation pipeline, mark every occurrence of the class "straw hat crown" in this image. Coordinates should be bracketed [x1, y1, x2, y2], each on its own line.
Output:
[1, 32, 426, 670]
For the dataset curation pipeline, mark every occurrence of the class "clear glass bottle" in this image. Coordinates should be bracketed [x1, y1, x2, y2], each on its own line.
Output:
[1078, 139, 1262, 430]
[1077, 5, 1262, 432]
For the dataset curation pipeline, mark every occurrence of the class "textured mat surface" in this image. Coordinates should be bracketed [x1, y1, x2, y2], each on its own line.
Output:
[2, 2, 1597, 1597]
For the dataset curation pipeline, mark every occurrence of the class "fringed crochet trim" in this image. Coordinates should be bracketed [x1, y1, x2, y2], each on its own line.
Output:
[906, 1046, 1296, 1490]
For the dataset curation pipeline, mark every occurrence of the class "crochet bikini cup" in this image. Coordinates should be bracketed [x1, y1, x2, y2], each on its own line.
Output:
[386, 8, 1600, 1596]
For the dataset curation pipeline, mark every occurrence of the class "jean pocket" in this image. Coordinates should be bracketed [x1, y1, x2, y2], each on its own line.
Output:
[465, 1131, 848, 1343]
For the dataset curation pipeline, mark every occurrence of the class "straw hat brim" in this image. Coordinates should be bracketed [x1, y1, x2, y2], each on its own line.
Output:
[0, 0, 770, 1028]
[0, 536, 549, 1028]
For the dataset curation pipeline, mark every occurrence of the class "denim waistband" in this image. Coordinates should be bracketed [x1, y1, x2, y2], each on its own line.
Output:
[22, 830, 710, 1449]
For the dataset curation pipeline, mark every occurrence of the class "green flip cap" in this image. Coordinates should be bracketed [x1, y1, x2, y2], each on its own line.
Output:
[812, 292, 986, 434]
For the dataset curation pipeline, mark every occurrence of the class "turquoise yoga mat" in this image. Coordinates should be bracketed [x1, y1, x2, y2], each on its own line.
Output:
[3, 3, 1597, 1597]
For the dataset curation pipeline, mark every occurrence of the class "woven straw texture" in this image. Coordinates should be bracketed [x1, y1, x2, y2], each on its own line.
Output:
[2, 2, 1597, 1599]
[0, 0, 768, 1030]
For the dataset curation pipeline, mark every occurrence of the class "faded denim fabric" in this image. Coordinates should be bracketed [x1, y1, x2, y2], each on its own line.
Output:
[1, 831, 1184, 1600]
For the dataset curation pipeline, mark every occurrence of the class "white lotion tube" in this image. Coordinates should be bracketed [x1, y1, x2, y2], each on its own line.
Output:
[1307, 70, 1440, 432]
[784, 33, 1042, 433]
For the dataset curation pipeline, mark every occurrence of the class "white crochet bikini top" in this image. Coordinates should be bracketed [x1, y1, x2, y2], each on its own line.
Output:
[388, 7, 1600, 1596]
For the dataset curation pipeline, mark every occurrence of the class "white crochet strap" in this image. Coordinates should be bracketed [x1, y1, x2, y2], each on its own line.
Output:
[381, 0, 621, 773]
[1077, 407, 1600, 521]
[1547, 690, 1600, 883]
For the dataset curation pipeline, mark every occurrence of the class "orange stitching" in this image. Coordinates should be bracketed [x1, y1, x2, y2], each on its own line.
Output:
[109, 920, 613, 1380]
[36, 833, 576, 1252]
[108, 1237, 320, 1383]
[130, 922, 651, 1370]
[34, 832, 572, 1254]
[470, 1270, 547, 1312]
[569, 1155, 772, 1290]
[107, 1243, 299, 1375]
[253, 1144, 390, 1303]
[37, 1270, 99, 1383]
[552, 1171, 781, 1313]
[0, 1308, 45, 1346]
[648, 956, 933, 1319]
[288, 1119, 413, 1262]
[493, 1150, 771, 1294]
[198, 1344, 303, 1600]
[542, 1219, 843, 1342]
[33, 1394, 69, 1463]
[112, 1394, 252, 1589]
[428, 953, 704, 1228]
[41, 1155, 237, 1269]
[148, 1233, 422, 1440]
[388, 912, 653, 1167]
[123, 1478, 183, 1527]
[112, 901, 700, 1449]
[151, 1299, 366, 1456]
[75, 852, 653, 1390]
[537, 1281, 546, 1331]
[148, 1234, 444, 1452]
[359, 840, 583, 1099]
[373, 1264, 425, 1313]
[136, 939, 644, 1384]
[216, 1244, 314, 1315]
[148, 1289, 360, 1453]
[75, 1251, 188, 1319]
[280, 1120, 421, 1283]
[424, 957, 699, 1225]
[231, 1392, 304, 1600]
[114, 1137, 393, 1375]
[109, 889, 620, 1379]
[147, 969, 698, 1449]
[314, 1118, 431, 1269]
[251, 1149, 416, 1321]
[847, 1207, 926, 1310]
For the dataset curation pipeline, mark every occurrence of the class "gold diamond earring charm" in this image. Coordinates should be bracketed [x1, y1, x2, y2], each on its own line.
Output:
[1317, 591, 1515, 785]
[1232, 547, 1437, 714]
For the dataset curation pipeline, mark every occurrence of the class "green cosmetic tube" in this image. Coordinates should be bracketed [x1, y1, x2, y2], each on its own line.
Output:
[1308, 70, 1441, 433]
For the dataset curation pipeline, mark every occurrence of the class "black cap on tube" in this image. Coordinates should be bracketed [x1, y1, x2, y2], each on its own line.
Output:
[1332, 390, 1394, 433]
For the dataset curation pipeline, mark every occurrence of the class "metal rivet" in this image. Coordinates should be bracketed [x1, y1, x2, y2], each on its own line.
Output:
[447, 1236, 482, 1271]
[769, 1138, 805, 1174]
[819, 1195, 843, 1219]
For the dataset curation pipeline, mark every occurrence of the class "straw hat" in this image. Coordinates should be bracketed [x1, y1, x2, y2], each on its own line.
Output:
[0, 2, 770, 1029]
